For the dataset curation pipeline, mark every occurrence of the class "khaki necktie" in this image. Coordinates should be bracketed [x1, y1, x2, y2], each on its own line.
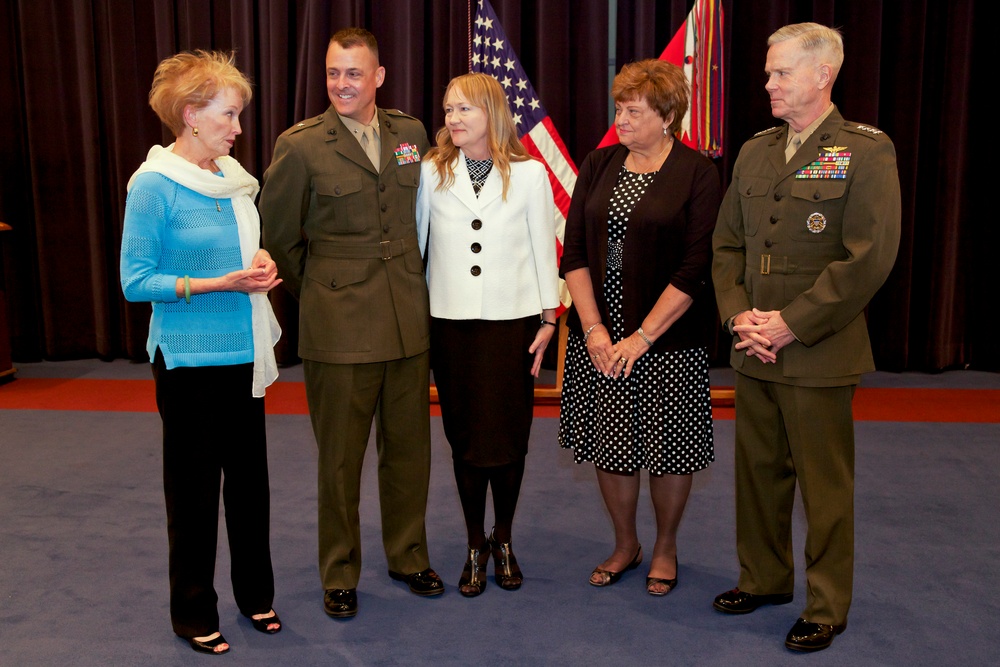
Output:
[785, 134, 802, 163]
[362, 125, 380, 171]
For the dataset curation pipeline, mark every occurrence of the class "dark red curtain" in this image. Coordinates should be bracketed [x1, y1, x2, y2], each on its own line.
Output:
[0, 0, 988, 371]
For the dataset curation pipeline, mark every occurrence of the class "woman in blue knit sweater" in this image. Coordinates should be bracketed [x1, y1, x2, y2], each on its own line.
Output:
[120, 51, 283, 656]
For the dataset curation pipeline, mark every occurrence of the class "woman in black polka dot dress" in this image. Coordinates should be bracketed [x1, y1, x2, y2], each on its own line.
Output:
[559, 60, 721, 595]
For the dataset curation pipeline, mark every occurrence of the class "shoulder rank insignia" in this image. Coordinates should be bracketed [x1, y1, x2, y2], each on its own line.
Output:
[753, 126, 780, 137]
[796, 148, 851, 179]
[856, 125, 883, 135]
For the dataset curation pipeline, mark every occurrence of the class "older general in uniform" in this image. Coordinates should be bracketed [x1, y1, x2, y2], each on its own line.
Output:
[711, 23, 900, 652]
[259, 27, 442, 619]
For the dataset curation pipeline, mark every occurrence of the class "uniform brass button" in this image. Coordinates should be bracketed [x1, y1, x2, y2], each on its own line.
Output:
[770, 216, 778, 224]
[383, 226, 390, 233]
[327, 129, 336, 135]
[470, 266, 481, 276]
[813, 192, 821, 200]
[334, 186, 342, 195]
[330, 280, 337, 288]
[764, 239, 773, 248]
[471, 219, 483, 230]
[774, 193, 782, 201]
[745, 186, 752, 195]
[379, 182, 386, 192]
[471, 243, 481, 253]
[380, 203, 387, 212]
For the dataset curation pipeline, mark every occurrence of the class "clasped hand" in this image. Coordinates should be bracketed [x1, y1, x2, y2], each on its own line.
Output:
[225, 249, 282, 294]
[585, 324, 650, 379]
[732, 308, 795, 364]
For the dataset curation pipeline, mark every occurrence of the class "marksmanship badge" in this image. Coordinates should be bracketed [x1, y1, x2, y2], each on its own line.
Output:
[806, 212, 827, 233]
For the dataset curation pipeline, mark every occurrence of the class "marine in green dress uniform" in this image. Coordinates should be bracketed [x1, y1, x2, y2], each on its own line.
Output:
[259, 28, 441, 619]
[711, 23, 901, 652]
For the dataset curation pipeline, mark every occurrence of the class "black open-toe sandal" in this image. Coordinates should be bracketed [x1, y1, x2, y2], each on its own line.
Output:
[590, 545, 642, 587]
[187, 633, 230, 655]
[246, 609, 282, 634]
[646, 556, 678, 596]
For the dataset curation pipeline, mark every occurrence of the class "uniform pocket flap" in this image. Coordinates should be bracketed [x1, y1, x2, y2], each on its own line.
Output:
[305, 257, 368, 291]
[791, 180, 847, 203]
[396, 169, 419, 189]
[738, 175, 772, 198]
[314, 174, 362, 198]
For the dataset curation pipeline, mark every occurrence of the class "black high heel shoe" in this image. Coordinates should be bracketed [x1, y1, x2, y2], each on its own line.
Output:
[646, 556, 678, 596]
[458, 539, 490, 597]
[590, 545, 642, 587]
[489, 530, 523, 591]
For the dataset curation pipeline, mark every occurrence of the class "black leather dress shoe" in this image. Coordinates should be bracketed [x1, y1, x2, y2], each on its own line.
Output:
[323, 588, 358, 618]
[712, 587, 793, 614]
[784, 617, 847, 652]
[388, 568, 444, 596]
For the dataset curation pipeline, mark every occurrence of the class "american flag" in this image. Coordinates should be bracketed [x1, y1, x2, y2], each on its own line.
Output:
[471, 0, 577, 314]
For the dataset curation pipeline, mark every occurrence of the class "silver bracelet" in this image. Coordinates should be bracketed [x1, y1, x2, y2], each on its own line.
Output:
[583, 323, 602, 343]
[636, 327, 653, 347]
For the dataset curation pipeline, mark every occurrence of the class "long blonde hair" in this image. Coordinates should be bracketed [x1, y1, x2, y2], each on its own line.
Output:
[426, 73, 531, 200]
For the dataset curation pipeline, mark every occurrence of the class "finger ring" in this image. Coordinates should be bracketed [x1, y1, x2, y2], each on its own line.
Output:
[591, 354, 598, 359]
[619, 358, 626, 364]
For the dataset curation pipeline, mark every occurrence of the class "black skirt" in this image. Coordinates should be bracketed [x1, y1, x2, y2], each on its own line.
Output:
[431, 316, 537, 467]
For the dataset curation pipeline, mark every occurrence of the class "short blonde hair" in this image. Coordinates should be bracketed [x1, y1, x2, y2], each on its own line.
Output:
[768, 23, 844, 82]
[426, 73, 531, 200]
[148, 50, 252, 136]
[612, 59, 689, 136]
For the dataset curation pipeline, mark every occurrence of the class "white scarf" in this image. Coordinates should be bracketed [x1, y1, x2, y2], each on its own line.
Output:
[128, 144, 281, 397]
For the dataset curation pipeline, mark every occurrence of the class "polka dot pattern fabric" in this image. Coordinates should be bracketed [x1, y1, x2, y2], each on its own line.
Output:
[559, 166, 714, 475]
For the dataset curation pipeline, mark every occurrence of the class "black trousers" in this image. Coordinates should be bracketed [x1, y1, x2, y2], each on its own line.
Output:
[153, 350, 274, 637]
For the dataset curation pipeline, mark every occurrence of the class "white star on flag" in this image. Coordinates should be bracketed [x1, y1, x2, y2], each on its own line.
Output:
[470, 0, 579, 314]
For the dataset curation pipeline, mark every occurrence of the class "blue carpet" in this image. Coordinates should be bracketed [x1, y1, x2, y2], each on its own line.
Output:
[1, 362, 998, 665]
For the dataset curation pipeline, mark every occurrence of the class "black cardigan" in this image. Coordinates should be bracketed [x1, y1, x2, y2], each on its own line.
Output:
[560, 141, 721, 352]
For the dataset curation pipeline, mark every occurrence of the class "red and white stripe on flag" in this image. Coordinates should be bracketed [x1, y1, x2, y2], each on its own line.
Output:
[471, 0, 578, 314]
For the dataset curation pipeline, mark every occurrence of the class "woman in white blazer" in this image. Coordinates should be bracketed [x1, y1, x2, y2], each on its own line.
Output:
[416, 73, 559, 597]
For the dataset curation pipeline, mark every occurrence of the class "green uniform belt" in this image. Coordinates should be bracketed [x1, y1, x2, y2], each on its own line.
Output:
[309, 237, 417, 261]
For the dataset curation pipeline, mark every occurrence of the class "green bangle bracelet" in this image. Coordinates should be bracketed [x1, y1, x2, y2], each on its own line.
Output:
[183, 275, 191, 304]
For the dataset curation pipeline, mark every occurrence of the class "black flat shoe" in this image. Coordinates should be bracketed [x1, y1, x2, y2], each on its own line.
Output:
[489, 531, 523, 591]
[187, 633, 230, 655]
[245, 609, 282, 634]
[590, 545, 642, 587]
[646, 556, 678, 596]
[712, 587, 794, 614]
[458, 541, 490, 597]
[785, 617, 847, 652]
[324, 588, 358, 618]
[388, 567, 445, 596]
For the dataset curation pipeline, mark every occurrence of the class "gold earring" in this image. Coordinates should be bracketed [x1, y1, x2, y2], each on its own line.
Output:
[193, 127, 199, 137]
